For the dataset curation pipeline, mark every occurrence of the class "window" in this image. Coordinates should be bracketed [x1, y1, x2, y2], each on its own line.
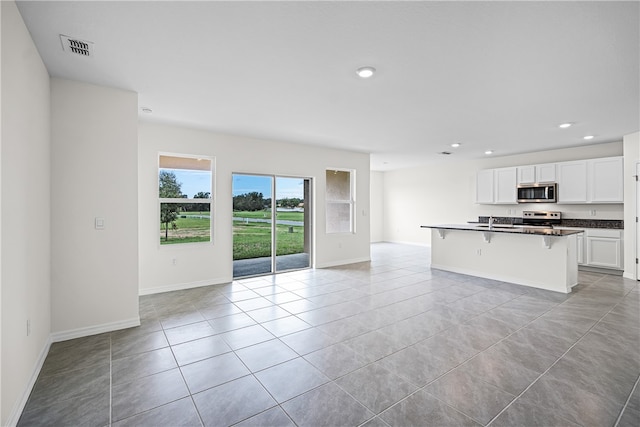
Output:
[159, 154, 213, 245]
[326, 169, 354, 233]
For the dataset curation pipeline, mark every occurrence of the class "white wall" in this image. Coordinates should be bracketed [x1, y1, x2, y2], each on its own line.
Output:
[383, 142, 624, 246]
[623, 131, 640, 279]
[370, 171, 384, 242]
[139, 122, 371, 294]
[51, 79, 139, 337]
[1, 1, 51, 424]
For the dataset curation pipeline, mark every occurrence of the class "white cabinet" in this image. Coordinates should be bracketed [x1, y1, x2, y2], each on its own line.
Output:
[586, 229, 623, 269]
[576, 233, 585, 264]
[494, 167, 517, 204]
[517, 163, 556, 185]
[476, 168, 516, 204]
[557, 161, 588, 203]
[589, 157, 624, 203]
[556, 157, 623, 204]
[476, 169, 494, 204]
[537, 163, 557, 183]
[476, 156, 623, 205]
[517, 166, 536, 185]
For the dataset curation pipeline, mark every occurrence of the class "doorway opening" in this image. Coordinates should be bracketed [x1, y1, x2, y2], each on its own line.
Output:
[232, 174, 312, 278]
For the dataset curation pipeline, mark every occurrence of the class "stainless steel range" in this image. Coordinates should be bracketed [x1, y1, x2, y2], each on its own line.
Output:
[519, 211, 562, 228]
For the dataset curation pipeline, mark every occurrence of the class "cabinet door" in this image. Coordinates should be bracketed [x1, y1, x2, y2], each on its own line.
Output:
[536, 163, 557, 183]
[590, 157, 623, 203]
[517, 166, 535, 185]
[476, 169, 494, 204]
[577, 233, 584, 265]
[494, 167, 517, 204]
[586, 237, 622, 269]
[557, 161, 588, 203]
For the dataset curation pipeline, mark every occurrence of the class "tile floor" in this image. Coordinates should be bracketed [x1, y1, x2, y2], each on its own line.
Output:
[18, 243, 640, 426]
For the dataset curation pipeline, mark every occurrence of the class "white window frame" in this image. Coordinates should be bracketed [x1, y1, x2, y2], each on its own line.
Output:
[325, 168, 355, 234]
[158, 153, 215, 246]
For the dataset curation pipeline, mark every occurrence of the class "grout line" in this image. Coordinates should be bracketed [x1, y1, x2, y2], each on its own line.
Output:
[485, 287, 633, 426]
[614, 374, 640, 427]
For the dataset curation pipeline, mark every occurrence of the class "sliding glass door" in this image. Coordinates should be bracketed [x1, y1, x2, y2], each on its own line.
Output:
[232, 174, 311, 278]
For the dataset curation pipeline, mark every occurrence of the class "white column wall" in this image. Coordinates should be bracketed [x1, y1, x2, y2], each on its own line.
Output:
[51, 79, 139, 336]
[139, 122, 371, 294]
[382, 142, 624, 246]
[370, 171, 384, 242]
[1, 1, 51, 424]
[623, 131, 640, 279]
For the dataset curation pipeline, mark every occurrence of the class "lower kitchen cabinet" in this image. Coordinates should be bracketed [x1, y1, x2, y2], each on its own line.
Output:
[586, 229, 623, 270]
[557, 227, 623, 271]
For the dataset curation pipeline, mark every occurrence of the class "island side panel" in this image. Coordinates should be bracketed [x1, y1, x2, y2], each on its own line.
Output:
[430, 229, 577, 293]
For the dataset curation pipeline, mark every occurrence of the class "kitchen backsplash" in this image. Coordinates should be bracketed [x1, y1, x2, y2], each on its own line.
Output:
[478, 216, 623, 229]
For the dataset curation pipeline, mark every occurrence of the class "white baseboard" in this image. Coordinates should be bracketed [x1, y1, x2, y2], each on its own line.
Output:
[138, 277, 230, 296]
[623, 271, 637, 280]
[6, 335, 52, 427]
[316, 256, 371, 269]
[379, 240, 430, 247]
[50, 317, 141, 343]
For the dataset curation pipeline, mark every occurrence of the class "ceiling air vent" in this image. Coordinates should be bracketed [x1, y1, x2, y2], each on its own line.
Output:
[438, 151, 452, 155]
[60, 35, 94, 57]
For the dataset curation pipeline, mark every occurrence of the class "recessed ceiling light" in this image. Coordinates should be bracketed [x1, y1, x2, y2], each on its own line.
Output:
[485, 150, 493, 155]
[356, 66, 376, 78]
[558, 123, 573, 129]
[141, 107, 153, 114]
[451, 143, 461, 148]
[583, 135, 594, 140]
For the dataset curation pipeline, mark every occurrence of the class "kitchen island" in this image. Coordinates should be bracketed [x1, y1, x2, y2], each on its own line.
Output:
[421, 224, 584, 293]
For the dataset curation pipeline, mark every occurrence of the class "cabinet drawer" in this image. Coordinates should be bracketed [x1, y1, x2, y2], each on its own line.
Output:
[587, 229, 622, 238]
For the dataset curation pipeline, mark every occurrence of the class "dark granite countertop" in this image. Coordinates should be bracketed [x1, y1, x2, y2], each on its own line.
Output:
[421, 224, 584, 236]
[478, 216, 623, 230]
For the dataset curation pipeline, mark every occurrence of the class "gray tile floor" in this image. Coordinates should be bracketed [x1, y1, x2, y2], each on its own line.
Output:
[18, 243, 640, 426]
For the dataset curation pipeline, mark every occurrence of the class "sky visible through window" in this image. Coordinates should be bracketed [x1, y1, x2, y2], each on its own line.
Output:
[161, 169, 211, 198]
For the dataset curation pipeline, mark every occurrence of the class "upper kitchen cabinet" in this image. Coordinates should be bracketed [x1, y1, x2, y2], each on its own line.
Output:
[589, 157, 624, 203]
[476, 169, 494, 204]
[517, 163, 556, 185]
[476, 167, 517, 204]
[556, 156, 623, 204]
[494, 167, 517, 204]
[476, 156, 622, 205]
[557, 160, 588, 203]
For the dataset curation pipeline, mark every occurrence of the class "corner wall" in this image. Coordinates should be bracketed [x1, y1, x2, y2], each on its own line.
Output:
[1, 1, 51, 424]
[139, 122, 371, 294]
[623, 131, 640, 279]
[370, 171, 384, 242]
[383, 142, 624, 246]
[50, 78, 139, 337]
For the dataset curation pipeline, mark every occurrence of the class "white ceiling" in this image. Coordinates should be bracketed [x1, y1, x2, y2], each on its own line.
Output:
[16, 0, 640, 171]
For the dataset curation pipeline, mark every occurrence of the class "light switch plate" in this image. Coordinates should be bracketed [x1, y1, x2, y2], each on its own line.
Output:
[95, 217, 105, 230]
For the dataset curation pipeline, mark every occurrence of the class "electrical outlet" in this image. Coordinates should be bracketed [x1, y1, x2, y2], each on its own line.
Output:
[476, 249, 482, 256]
[172, 258, 177, 266]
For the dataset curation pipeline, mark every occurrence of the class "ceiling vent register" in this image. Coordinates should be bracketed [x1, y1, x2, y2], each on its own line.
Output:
[60, 35, 94, 57]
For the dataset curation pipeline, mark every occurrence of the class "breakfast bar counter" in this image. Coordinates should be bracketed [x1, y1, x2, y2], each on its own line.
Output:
[421, 224, 584, 293]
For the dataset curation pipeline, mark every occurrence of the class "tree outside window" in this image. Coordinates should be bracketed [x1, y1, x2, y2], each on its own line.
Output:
[159, 155, 213, 245]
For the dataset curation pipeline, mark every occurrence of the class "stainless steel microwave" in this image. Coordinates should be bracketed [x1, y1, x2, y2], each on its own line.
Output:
[517, 183, 557, 203]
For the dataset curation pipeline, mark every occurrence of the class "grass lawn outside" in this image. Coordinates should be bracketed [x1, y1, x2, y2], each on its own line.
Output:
[160, 213, 210, 244]
[233, 210, 304, 221]
[233, 222, 304, 260]
[159, 210, 305, 253]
